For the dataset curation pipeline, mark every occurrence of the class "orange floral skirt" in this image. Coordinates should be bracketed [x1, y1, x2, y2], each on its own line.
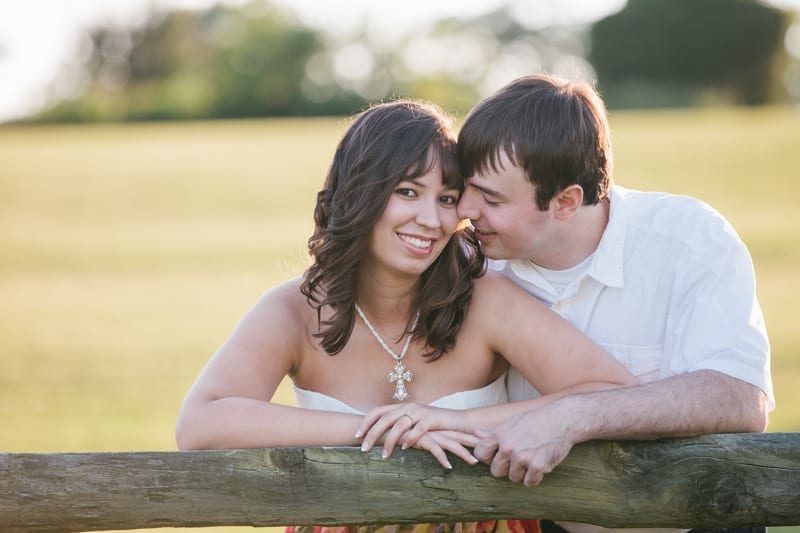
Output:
[287, 520, 541, 533]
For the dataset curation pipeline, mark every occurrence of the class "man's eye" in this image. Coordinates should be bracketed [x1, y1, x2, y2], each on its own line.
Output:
[485, 198, 500, 206]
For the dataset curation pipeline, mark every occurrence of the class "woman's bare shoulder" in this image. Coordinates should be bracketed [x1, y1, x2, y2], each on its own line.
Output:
[473, 270, 530, 298]
[248, 276, 313, 326]
[471, 270, 548, 315]
[262, 276, 306, 303]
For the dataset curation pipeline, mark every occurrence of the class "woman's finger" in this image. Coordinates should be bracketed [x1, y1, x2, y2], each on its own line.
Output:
[380, 413, 417, 458]
[397, 407, 464, 449]
[359, 403, 420, 451]
[370, 404, 430, 452]
[356, 404, 398, 441]
[414, 434, 452, 469]
[404, 429, 478, 452]
[430, 432, 479, 465]
[442, 430, 480, 449]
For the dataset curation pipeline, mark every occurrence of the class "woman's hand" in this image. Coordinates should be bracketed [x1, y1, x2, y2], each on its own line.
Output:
[356, 403, 476, 467]
[412, 430, 480, 469]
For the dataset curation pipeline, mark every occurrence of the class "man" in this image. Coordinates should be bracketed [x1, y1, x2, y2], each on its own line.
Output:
[457, 74, 774, 531]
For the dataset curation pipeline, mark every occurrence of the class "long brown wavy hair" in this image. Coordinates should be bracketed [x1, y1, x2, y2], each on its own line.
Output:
[300, 99, 485, 360]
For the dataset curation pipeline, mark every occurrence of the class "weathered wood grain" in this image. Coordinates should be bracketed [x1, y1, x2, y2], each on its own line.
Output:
[1, 433, 799, 532]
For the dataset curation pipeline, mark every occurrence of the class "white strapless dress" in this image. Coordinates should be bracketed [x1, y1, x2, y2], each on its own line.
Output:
[292, 372, 508, 414]
[285, 372, 544, 533]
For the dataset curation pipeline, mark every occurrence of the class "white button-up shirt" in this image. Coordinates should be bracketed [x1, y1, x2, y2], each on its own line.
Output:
[500, 185, 774, 409]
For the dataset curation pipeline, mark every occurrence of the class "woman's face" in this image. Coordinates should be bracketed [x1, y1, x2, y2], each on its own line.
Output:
[363, 160, 460, 280]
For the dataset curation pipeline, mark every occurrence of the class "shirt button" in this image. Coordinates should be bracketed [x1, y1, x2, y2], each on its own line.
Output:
[553, 300, 566, 311]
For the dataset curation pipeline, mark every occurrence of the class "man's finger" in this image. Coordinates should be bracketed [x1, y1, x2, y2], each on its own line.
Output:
[489, 454, 511, 477]
[473, 435, 499, 463]
[507, 459, 527, 483]
[523, 467, 545, 487]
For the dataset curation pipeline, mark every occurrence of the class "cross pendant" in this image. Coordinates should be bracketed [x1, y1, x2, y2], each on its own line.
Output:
[388, 361, 412, 401]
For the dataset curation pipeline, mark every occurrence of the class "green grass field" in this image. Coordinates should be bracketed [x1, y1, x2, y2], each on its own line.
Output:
[1, 106, 798, 532]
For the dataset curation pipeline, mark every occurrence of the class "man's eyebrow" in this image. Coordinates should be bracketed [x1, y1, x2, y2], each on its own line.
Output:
[467, 180, 507, 200]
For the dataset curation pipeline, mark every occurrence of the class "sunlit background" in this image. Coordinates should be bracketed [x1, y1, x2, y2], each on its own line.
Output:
[1, 0, 800, 123]
[2, 1, 800, 531]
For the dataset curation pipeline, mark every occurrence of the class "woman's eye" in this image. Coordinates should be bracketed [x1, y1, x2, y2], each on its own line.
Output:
[395, 188, 417, 198]
[440, 195, 458, 206]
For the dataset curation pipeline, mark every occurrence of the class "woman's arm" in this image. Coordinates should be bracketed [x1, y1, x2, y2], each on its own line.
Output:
[176, 279, 480, 467]
[175, 279, 363, 450]
[357, 272, 636, 453]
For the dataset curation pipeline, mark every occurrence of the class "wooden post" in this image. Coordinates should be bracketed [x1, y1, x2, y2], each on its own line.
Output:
[2, 433, 799, 532]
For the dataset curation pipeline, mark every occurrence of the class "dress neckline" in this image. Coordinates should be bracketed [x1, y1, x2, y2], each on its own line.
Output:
[292, 372, 507, 414]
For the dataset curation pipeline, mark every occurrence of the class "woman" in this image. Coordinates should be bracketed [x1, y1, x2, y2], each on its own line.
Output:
[176, 99, 635, 531]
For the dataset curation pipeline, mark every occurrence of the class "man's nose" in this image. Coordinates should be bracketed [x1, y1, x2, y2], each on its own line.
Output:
[457, 188, 479, 221]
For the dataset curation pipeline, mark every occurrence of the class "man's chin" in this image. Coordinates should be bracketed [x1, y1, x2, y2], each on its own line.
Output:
[477, 242, 506, 260]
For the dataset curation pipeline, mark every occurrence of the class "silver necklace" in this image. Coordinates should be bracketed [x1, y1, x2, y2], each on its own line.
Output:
[355, 303, 419, 401]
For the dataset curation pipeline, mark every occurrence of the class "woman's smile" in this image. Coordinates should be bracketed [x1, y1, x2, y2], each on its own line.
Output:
[398, 232, 435, 254]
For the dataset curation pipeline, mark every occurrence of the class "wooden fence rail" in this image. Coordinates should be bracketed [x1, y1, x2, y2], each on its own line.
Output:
[2, 433, 799, 532]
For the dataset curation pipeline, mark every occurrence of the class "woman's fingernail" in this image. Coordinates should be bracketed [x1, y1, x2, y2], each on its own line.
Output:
[354, 430, 362, 438]
[469, 455, 478, 464]
[445, 460, 453, 470]
[381, 449, 389, 459]
[401, 443, 408, 450]
[361, 441, 369, 452]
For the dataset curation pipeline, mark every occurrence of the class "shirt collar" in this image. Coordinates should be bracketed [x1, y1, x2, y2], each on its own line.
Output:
[586, 185, 627, 289]
[507, 258, 551, 292]
[507, 185, 628, 290]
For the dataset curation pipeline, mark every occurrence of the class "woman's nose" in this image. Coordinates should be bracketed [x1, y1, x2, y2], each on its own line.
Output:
[416, 200, 442, 229]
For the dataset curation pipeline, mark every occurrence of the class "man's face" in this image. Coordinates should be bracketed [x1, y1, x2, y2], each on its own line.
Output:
[457, 152, 555, 262]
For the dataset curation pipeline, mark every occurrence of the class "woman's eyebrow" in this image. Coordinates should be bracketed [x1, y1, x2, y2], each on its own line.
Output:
[399, 177, 425, 187]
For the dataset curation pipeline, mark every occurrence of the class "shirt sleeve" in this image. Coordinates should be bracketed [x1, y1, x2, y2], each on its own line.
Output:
[666, 235, 774, 411]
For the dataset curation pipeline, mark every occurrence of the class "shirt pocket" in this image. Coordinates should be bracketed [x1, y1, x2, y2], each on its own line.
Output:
[599, 343, 663, 383]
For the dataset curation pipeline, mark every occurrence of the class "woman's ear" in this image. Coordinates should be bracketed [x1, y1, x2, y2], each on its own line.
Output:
[553, 184, 584, 221]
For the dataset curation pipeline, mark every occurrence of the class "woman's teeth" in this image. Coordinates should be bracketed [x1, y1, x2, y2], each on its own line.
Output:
[399, 234, 432, 249]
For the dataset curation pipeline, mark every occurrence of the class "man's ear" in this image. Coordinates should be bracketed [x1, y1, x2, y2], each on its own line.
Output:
[553, 185, 584, 221]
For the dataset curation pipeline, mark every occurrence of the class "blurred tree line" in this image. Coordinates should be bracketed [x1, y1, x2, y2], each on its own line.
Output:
[591, 0, 791, 107]
[35, 0, 794, 122]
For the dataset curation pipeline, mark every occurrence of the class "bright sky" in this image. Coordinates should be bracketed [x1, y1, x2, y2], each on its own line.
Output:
[0, 0, 633, 122]
[0, 0, 797, 123]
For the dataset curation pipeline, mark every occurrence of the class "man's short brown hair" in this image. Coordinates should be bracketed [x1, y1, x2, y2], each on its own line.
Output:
[458, 74, 613, 210]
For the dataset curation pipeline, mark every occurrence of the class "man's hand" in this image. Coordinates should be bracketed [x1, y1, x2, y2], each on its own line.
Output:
[473, 404, 576, 487]
[474, 371, 770, 487]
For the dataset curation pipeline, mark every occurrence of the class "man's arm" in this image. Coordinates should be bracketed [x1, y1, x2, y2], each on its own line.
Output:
[473, 369, 768, 487]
